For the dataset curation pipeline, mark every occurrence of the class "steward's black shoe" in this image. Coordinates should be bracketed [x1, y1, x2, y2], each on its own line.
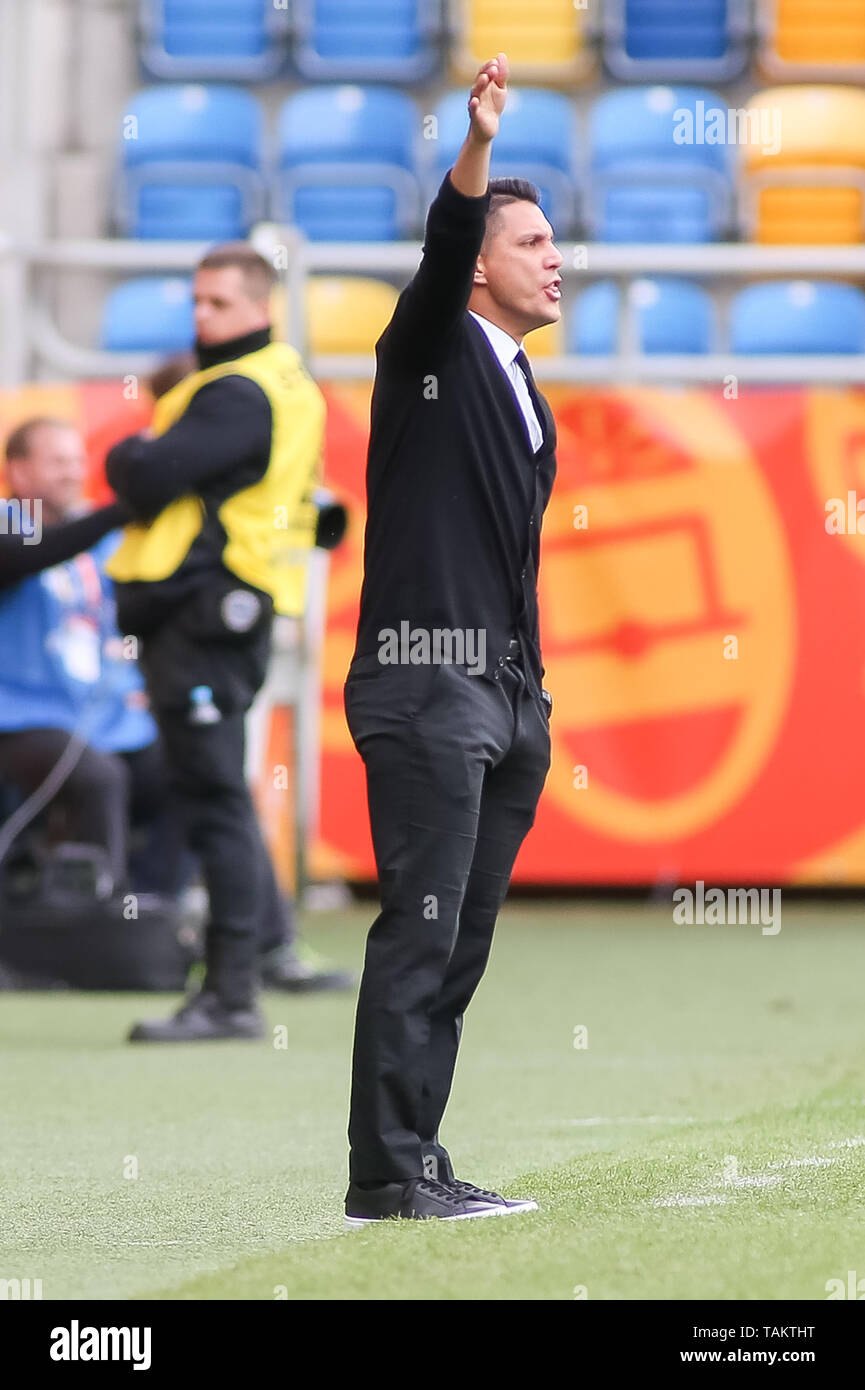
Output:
[446, 1179, 538, 1214]
[127, 991, 265, 1043]
[260, 943, 355, 994]
[344, 1176, 509, 1230]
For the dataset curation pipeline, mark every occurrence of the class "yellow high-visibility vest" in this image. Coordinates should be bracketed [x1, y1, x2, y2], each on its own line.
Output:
[105, 341, 326, 617]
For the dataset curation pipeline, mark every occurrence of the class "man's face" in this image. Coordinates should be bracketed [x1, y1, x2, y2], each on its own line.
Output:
[474, 200, 563, 336]
[193, 266, 270, 346]
[6, 424, 85, 523]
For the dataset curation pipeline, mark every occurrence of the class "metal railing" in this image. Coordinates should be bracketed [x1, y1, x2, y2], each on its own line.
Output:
[5, 234, 865, 385]
[245, 552, 331, 901]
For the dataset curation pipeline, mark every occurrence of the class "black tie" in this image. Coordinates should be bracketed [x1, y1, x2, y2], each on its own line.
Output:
[514, 348, 533, 385]
[514, 349, 545, 447]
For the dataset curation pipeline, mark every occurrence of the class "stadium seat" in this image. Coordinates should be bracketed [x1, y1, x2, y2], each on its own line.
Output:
[571, 279, 716, 354]
[742, 87, 865, 244]
[303, 277, 400, 353]
[427, 88, 578, 233]
[292, 0, 441, 81]
[275, 87, 421, 241]
[729, 281, 865, 354]
[450, 0, 593, 84]
[100, 277, 194, 352]
[138, 0, 290, 81]
[603, 0, 750, 81]
[525, 317, 564, 358]
[587, 86, 733, 242]
[99, 274, 399, 358]
[760, 0, 865, 79]
[116, 86, 266, 240]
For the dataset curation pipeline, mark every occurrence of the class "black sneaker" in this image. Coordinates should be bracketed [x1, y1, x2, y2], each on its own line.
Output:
[446, 1180, 538, 1214]
[344, 1176, 510, 1230]
[127, 990, 265, 1043]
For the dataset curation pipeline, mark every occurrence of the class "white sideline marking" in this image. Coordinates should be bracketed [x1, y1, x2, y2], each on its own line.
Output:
[654, 1194, 728, 1207]
[766, 1156, 833, 1170]
[119, 1233, 343, 1247]
[650, 1135, 865, 1209]
[724, 1175, 783, 1190]
[568, 1116, 697, 1127]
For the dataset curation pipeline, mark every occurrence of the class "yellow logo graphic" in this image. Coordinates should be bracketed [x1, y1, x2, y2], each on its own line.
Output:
[540, 389, 796, 841]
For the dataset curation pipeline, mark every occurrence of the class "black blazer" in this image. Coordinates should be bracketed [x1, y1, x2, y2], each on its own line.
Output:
[353, 171, 557, 697]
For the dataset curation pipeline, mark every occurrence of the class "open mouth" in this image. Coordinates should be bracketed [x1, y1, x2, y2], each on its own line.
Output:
[544, 283, 562, 302]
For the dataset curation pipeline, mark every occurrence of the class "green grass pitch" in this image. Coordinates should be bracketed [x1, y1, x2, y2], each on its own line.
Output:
[2, 901, 865, 1300]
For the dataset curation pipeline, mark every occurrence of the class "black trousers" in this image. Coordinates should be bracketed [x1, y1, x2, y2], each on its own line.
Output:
[0, 728, 189, 896]
[344, 653, 551, 1184]
[139, 604, 294, 1010]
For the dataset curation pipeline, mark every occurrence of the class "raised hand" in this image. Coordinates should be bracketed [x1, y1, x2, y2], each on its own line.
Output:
[468, 53, 508, 143]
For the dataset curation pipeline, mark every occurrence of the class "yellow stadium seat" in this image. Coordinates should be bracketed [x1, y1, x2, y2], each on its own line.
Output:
[274, 277, 399, 355]
[305, 277, 399, 354]
[760, 0, 865, 78]
[741, 87, 865, 244]
[525, 317, 564, 358]
[278, 277, 563, 358]
[450, 0, 594, 85]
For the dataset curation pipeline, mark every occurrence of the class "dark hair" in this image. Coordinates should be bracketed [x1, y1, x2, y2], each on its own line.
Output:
[5, 417, 77, 463]
[484, 177, 542, 245]
[197, 241, 278, 300]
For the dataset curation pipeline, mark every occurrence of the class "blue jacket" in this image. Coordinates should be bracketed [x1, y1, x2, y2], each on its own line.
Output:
[0, 522, 157, 752]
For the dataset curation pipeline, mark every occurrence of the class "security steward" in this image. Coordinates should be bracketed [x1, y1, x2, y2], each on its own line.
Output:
[105, 242, 331, 1041]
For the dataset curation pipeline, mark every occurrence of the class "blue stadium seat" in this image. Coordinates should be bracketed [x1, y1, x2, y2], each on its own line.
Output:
[117, 86, 266, 241]
[587, 86, 733, 242]
[139, 0, 289, 81]
[603, 0, 749, 81]
[100, 277, 194, 353]
[292, 0, 441, 81]
[729, 281, 865, 354]
[428, 88, 578, 234]
[571, 279, 716, 354]
[275, 86, 420, 240]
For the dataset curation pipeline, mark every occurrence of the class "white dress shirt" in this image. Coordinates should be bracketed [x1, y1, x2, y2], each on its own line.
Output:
[468, 311, 544, 454]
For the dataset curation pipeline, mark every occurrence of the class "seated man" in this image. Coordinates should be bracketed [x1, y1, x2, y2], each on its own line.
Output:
[0, 414, 351, 995]
[0, 416, 183, 899]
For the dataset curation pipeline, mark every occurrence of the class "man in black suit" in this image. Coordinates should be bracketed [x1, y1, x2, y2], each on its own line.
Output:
[343, 52, 563, 1226]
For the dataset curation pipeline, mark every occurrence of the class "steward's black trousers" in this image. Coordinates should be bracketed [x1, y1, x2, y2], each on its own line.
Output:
[344, 651, 551, 1184]
[139, 595, 293, 1010]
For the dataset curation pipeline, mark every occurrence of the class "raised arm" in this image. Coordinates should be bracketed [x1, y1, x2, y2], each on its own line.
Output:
[380, 53, 509, 363]
[452, 52, 508, 196]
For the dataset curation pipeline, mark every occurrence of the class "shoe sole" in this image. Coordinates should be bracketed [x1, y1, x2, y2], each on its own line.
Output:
[263, 978, 354, 994]
[343, 1202, 538, 1231]
[127, 1032, 265, 1043]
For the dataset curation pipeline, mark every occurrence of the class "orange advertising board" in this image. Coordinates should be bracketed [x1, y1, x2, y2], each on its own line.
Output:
[2, 379, 863, 886]
[316, 383, 865, 886]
